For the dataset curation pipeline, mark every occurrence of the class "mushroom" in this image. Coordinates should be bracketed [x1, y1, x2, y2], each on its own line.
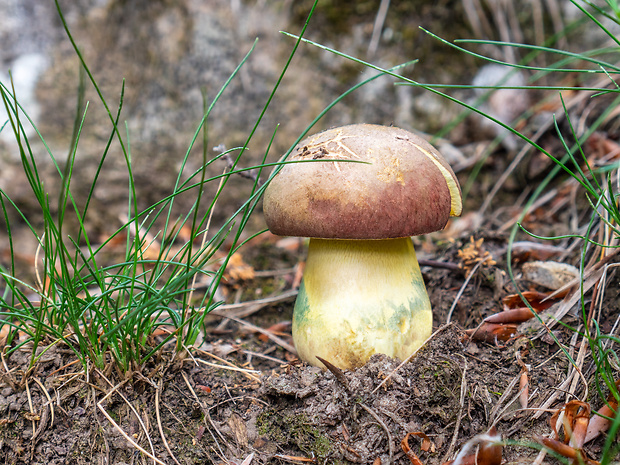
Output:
[263, 124, 462, 370]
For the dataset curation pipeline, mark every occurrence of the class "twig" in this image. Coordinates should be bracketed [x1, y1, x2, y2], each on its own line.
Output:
[367, 0, 390, 59]
[241, 349, 287, 365]
[442, 358, 467, 463]
[25, 380, 36, 460]
[0, 351, 17, 390]
[156, 378, 182, 465]
[97, 389, 166, 465]
[215, 144, 261, 184]
[489, 371, 521, 423]
[182, 372, 229, 461]
[447, 261, 482, 324]
[418, 259, 461, 271]
[212, 313, 297, 355]
[32, 377, 54, 440]
[194, 359, 261, 379]
[94, 404, 111, 465]
[360, 403, 394, 465]
[193, 349, 262, 383]
[210, 289, 298, 319]
[96, 370, 160, 464]
[489, 371, 535, 432]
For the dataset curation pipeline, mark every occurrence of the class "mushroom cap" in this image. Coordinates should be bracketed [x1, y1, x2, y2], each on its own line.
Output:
[263, 124, 462, 239]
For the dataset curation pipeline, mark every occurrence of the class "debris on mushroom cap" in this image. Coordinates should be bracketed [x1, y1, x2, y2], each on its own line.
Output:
[264, 124, 462, 239]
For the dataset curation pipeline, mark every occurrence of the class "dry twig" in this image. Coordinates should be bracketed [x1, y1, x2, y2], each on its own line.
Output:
[155, 377, 182, 465]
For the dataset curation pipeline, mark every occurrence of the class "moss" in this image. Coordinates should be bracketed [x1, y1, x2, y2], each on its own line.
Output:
[257, 409, 334, 459]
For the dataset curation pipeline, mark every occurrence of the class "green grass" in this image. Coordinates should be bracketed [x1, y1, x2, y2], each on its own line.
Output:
[0, 1, 321, 373]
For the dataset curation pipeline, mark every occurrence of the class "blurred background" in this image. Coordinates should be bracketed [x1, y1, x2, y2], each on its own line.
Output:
[0, 0, 615, 248]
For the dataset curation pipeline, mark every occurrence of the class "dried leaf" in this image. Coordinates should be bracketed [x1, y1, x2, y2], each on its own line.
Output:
[586, 381, 619, 443]
[519, 370, 529, 410]
[502, 290, 559, 312]
[228, 412, 248, 449]
[444, 426, 501, 465]
[585, 404, 616, 443]
[476, 426, 502, 465]
[225, 252, 255, 282]
[563, 401, 591, 450]
[401, 432, 429, 465]
[484, 308, 536, 324]
[258, 321, 292, 342]
[466, 323, 519, 344]
[316, 356, 349, 390]
[537, 436, 579, 460]
[549, 400, 592, 453]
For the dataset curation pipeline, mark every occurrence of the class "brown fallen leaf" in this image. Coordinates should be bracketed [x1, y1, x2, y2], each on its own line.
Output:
[585, 379, 619, 443]
[519, 369, 529, 410]
[401, 432, 432, 465]
[225, 252, 255, 282]
[536, 436, 600, 465]
[257, 321, 292, 342]
[443, 426, 502, 465]
[476, 426, 502, 465]
[466, 323, 519, 344]
[502, 290, 560, 312]
[585, 403, 617, 443]
[484, 307, 536, 324]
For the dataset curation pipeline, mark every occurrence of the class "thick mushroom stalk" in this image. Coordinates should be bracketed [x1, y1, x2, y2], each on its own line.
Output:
[293, 238, 432, 369]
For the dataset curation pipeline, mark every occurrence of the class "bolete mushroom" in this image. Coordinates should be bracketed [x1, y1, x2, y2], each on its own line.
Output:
[263, 124, 462, 370]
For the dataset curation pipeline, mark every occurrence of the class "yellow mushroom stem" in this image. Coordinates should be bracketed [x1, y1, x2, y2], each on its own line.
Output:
[292, 237, 433, 370]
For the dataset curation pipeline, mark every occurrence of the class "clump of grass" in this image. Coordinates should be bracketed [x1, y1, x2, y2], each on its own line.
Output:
[0, 1, 316, 374]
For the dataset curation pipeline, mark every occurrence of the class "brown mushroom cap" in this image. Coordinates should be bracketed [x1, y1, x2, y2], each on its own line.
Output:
[263, 124, 462, 239]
